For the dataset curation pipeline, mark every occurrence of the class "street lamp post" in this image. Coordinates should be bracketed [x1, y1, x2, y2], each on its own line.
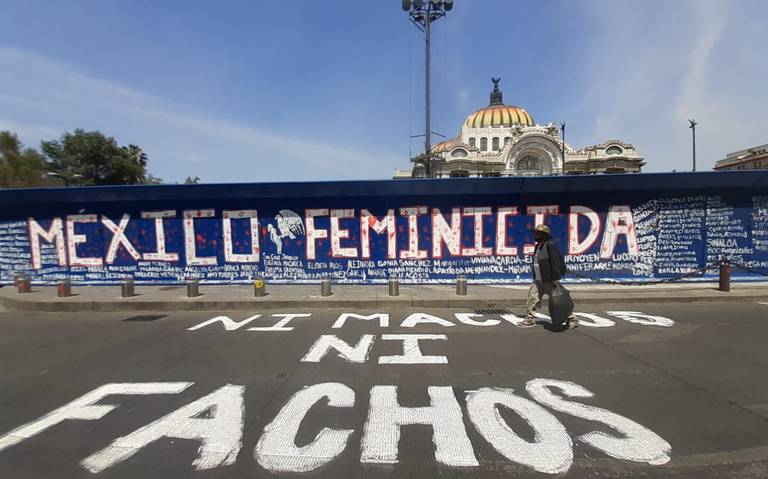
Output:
[688, 119, 698, 172]
[403, 0, 453, 178]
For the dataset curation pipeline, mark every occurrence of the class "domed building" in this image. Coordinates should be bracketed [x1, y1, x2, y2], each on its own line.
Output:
[395, 79, 645, 178]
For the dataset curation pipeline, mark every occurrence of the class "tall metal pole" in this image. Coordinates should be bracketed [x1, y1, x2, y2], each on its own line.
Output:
[689, 119, 698, 172]
[404, 1, 450, 178]
[424, 7, 432, 157]
[692, 125, 696, 172]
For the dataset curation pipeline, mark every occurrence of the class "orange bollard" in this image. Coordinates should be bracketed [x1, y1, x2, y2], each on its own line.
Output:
[17, 276, 31, 293]
[719, 261, 731, 292]
[57, 278, 72, 297]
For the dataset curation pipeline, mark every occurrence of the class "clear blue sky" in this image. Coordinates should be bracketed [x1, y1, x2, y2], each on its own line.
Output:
[1, 0, 766, 182]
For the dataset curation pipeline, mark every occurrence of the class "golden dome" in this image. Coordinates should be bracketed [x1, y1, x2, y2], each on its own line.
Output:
[464, 78, 534, 128]
[430, 138, 469, 153]
[465, 104, 534, 128]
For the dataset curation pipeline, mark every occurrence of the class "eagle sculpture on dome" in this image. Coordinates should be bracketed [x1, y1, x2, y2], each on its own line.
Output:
[490, 78, 503, 105]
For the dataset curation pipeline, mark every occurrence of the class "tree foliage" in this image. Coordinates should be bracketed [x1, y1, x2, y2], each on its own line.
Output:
[0, 131, 47, 188]
[0, 129, 165, 188]
[184, 175, 201, 184]
[41, 129, 149, 186]
[144, 174, 164, 184]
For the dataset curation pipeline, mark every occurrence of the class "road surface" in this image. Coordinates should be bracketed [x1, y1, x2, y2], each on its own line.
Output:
[0, 301, 767, 478]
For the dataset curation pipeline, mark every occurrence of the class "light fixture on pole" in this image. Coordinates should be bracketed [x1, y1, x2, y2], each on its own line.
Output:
[688, 119, 698, 172]
[403, 0, 453, 178]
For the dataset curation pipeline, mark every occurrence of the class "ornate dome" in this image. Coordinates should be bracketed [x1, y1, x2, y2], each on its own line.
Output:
[465, 105, 534, 128]
[430, 138, 471, 153]
[464, 78, 534, 128]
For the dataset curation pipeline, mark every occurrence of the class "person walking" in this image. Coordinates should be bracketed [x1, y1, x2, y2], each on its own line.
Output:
[519, 224, 578, 329]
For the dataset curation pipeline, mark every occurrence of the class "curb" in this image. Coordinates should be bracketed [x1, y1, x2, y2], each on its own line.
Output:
[1, 292, 766, 312]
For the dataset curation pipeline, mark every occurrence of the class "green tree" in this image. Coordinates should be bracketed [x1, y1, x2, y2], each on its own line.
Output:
[184, 175, 200, 184]
[0, 131, 46, 188]
[41, 129, 149, 186]
[123, 144, 148, 171]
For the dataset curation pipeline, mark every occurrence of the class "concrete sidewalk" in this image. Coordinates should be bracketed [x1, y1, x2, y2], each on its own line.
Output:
[1, 281, 767, 312]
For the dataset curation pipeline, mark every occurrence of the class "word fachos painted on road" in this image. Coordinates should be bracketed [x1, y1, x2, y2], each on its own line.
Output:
[0, 379, 671, 475]
[0, 309, 678, 474]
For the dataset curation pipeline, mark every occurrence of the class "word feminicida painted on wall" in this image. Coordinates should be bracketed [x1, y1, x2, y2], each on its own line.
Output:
[2, 174, 767, 284]
[24, 205, 635, 266]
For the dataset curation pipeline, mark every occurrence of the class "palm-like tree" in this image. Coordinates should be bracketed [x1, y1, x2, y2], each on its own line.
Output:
[123, 144, 147, 169]
[121, 144, 149, 184]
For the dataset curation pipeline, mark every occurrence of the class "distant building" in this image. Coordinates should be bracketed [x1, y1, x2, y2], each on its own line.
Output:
[714, 144, 768, 171]
[395, 79, 645, 179]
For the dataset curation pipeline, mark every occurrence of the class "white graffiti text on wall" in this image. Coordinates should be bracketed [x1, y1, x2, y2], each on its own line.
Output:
[25, 205, 639, 269]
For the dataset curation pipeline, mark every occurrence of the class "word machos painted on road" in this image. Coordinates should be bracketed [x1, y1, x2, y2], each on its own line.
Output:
[187, 310, 673, 365]
[0, 379, 671, 475]
[1, 173, 767, 284]
[185, 310, 675, 335]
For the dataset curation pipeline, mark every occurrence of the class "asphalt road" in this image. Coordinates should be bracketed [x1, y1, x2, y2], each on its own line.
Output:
[0, 301, 767, 478]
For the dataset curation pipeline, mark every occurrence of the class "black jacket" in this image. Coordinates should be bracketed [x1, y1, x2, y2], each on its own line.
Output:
[533, 239, 567, 282]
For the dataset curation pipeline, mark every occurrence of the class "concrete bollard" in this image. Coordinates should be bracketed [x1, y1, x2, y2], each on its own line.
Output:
[254, 277, 266, 297]
[17, 275, 31, 294]
[320, 278, 333, 297]
[456, 275, 468, 296]
[186, 278, 200, 298]
[121, 277, 135, 298]
[388, 277, 400, 297]
[57, 278, 72, 297]
[719, 260, 731, 292]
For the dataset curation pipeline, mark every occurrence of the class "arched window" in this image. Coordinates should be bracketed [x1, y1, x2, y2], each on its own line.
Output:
[492, 137, 500, 151]
[468, 137, 476, 148]
[606, 145, 623, 155]
[451, 149, 468, 157]
[480, 137, 488, 151]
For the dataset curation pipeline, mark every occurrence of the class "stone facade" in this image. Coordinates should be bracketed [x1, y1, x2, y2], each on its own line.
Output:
[714, 144, 768, 171]
[395, 80, 645, 178]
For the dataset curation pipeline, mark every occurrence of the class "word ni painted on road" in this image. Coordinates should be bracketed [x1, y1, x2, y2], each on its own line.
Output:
[187, 310, 674, 334]
[188, 310, 674, 365]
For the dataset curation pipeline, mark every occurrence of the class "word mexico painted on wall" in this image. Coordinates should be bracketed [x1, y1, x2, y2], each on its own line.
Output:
[1, 174, 767, 284]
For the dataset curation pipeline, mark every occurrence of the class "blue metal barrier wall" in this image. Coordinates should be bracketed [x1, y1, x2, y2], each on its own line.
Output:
[1, 171, 766, 284]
